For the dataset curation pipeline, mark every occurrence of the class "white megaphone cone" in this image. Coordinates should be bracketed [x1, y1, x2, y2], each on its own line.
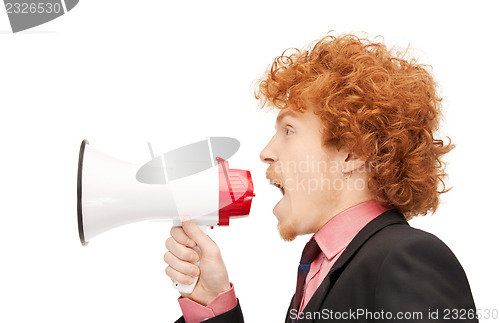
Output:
[77, 139, 254, 294]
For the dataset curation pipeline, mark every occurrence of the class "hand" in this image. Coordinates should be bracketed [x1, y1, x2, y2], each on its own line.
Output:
[164, 219, 231, 306]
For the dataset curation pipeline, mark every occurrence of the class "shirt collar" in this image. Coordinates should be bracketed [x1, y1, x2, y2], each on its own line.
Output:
[313, 199, 390, 260]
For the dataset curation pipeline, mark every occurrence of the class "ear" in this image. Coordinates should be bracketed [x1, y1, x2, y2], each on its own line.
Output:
[343, 152, 367, 173]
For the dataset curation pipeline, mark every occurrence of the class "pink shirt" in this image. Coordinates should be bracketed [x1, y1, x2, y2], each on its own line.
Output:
[178, 199, 389, 322]
[298, 199, 389, 313]
[178, 283, 238, 322]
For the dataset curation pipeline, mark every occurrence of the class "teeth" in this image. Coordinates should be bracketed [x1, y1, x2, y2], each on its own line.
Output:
[269, 179, 285, 194]
[269, 179, 280, 186]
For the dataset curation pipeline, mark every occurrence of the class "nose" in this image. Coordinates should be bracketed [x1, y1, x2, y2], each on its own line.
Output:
[260, 138, 277, 165]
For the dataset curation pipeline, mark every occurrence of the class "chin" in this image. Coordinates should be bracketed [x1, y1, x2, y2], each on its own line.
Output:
[277, 220, 299, 242]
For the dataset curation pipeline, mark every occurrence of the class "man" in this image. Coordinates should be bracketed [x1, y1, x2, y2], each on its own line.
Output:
[164, 33, 478, 322]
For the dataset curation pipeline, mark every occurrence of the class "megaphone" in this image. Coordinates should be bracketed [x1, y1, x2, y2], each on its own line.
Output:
[77, 138, 255, 293]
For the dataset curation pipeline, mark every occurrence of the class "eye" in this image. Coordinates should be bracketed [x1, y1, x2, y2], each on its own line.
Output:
[285, 128, 294, 135]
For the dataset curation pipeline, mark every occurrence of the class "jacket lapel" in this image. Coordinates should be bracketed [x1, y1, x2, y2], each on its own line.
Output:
[297, 208, 408, 323]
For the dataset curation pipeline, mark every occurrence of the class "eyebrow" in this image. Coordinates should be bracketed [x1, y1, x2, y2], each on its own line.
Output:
[275, 110, 299, 129]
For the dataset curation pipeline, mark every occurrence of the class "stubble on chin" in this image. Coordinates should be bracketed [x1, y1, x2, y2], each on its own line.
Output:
[277, 221, 298, 242]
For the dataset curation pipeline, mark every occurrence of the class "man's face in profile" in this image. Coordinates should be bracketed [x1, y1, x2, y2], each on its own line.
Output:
[260, 108, 350, 241]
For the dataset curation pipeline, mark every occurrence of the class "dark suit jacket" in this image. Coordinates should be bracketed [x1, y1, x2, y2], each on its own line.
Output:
[176, 209, 478, 322]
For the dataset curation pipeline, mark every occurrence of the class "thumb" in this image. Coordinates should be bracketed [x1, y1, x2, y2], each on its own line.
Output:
[181, 219, 214, 253]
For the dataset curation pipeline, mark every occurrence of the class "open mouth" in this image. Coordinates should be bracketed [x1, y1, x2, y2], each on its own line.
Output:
[269, 178, 285, 195]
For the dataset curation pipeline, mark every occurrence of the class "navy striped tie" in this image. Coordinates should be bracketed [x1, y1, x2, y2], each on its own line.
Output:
[292, 238, 322, 320]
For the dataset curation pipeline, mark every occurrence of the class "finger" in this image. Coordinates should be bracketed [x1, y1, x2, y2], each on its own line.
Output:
[182, 219, 214, 253]
[165, 237, 200, 262]
[170, 226, 196, 248]
[165, 266, 194, 285]
[164, 251, 200, 277]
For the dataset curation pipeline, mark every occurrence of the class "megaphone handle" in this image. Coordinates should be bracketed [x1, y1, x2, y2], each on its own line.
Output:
[172, 225, 206, 294]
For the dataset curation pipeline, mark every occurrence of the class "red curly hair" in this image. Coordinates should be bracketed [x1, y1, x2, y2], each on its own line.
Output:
[255, 33, 455, 220]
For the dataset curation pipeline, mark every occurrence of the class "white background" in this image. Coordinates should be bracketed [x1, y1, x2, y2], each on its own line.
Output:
[1, 1, 499, 322]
